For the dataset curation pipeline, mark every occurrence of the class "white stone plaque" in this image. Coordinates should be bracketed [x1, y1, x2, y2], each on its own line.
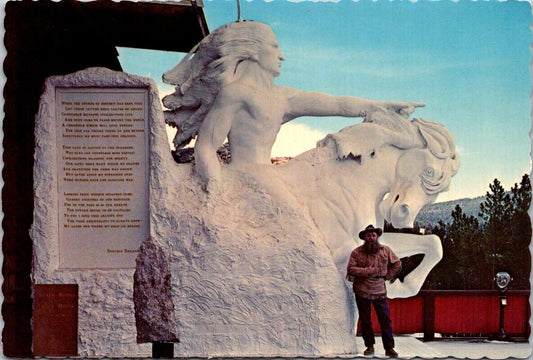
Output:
[56, 88, 149, 268]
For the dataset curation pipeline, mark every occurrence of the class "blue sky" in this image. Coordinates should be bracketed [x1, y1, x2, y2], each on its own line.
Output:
[118, 0, 531, 202]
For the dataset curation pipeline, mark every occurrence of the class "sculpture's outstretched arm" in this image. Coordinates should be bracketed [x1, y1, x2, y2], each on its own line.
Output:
[281, 87, 424, 123]
[195, 92, 238, 185]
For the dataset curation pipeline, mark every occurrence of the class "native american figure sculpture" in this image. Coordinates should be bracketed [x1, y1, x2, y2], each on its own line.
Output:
[134, 21, 459, 357]
[162, 21, 423, 188]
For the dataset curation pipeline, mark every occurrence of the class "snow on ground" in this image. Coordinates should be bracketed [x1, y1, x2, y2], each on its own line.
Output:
[345, 336, 532, 359]
[426, 339, 531, 359]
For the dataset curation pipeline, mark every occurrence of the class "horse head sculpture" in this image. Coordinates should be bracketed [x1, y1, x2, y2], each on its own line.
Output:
[379, 118, 460, 228]
[283, 117, 459, 298]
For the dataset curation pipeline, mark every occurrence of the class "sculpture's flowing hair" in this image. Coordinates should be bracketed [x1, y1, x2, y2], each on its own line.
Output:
[358, 115, 459, 195]
[162, 21, 275, 149]
[412, 118, 460, 194]
[318, 116, 459, 195]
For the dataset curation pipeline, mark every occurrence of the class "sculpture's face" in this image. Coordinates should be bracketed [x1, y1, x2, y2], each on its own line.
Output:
[379, 148, 442, 228]
[257, 29, 285, 77]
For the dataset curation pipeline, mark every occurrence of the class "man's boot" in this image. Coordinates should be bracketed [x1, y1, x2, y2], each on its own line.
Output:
[363, 345, 375, 355]
[385, 348, 398, 358]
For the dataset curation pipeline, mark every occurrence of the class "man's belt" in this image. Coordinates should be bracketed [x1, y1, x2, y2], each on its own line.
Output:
[346, 275, 386, 282]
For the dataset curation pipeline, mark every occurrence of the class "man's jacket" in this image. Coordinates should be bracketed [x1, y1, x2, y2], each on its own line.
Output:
[346, 244, 402, 299]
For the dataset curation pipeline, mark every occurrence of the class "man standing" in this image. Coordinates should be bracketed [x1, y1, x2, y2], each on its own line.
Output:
[347, 225, 402, 357]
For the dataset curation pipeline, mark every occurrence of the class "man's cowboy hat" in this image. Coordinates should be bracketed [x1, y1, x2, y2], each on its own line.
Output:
[359, 224, 383, 239]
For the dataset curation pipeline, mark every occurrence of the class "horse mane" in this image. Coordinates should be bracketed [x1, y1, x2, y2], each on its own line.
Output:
[314, 117, 459, 195]
[411, 118, 460, 194]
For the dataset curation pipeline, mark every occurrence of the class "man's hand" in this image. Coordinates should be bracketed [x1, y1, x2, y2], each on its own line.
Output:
[366, 101, 425, 120]
[384, 101, 425, 118]
[366, 266, 378, 277]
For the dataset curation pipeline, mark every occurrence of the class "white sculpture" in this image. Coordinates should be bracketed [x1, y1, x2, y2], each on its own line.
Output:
[134, 20, 460, 356]
[279, 117, 459, 297]
[134, 118, 459, 355]
[162, 21, 423, 188]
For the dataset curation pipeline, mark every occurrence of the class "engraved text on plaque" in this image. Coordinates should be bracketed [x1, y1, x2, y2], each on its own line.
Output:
[56, 88, 149, 269]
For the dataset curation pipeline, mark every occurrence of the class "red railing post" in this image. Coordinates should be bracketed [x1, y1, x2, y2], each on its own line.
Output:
[423, 291, 435, 341]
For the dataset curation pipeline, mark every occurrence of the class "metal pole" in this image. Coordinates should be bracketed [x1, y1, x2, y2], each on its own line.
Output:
[490, 295, 509, 341]
[497, 295, 508, 341]
[190, 0, 209, 38]
[236, 0, 242, 22]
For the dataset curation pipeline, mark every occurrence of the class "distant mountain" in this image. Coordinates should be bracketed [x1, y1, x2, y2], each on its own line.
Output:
[415, 195, 486, 228]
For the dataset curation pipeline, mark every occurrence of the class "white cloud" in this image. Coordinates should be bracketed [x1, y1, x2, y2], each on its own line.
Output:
[166, 126, 178, 149]
[271, 123, 328, 157]
[164, 122, 326, 158]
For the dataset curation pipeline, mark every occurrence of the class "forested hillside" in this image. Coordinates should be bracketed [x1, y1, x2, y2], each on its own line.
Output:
[417, 175, 531, 290]
[416, 196, 485, 228]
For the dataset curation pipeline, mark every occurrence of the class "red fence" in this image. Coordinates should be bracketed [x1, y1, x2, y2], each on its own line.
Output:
[358, 290, 530, 339]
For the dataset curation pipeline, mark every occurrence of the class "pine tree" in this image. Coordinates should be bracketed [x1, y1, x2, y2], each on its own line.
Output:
[479, 178, 513, 287]
[448, 205, 485, 288]
[423, 220, 452, 289]
[508, 174, 531, 289]
[423, 174, 531, 290]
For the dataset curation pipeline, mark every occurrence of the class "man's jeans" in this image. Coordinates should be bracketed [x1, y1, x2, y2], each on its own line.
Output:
[355, 295, 395, 350]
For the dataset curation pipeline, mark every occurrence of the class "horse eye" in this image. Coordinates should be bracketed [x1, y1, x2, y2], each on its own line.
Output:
[424, 167, 435, 177]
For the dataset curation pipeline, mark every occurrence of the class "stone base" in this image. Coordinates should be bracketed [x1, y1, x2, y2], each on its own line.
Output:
[135, 163, 358, 357]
